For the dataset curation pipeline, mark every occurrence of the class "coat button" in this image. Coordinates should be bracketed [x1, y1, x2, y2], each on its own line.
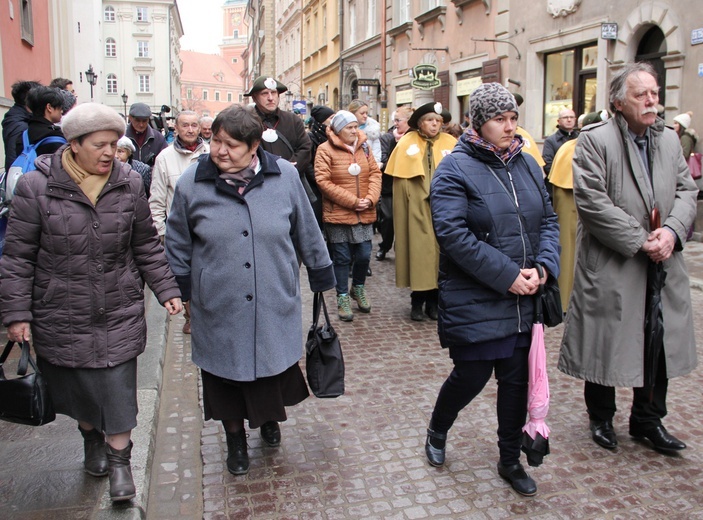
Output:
[242, 230, 249, 237]
[93, 222, 100, 228]
[107, 361, 114, 367]
[244, 262, 251, 268]
[97, 265, 103, 272]
[246, 294, 253, 301]
[98, 308, 105, 314]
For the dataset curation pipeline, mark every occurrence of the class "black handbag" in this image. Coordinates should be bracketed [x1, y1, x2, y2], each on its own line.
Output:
[536, 264, 563, 327]
[305, 292, 345, 398]
[0, 340, 56, 426]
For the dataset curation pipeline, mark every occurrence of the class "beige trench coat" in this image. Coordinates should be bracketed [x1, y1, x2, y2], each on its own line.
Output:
[558, 114, 698, 387]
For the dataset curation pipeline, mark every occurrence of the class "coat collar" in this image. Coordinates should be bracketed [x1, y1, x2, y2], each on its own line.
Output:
[194, 147, 282, 199]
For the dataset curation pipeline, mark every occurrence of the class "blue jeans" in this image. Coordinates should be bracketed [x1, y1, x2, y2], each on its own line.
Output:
[329, 240, 372, 295]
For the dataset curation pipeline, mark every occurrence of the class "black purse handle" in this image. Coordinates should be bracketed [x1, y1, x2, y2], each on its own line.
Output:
[311, 292, 332, 330]
[0, 340, 35, 376]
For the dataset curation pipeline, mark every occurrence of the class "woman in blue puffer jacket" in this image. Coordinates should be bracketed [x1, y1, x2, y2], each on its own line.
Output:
[425, 83, 560, 497]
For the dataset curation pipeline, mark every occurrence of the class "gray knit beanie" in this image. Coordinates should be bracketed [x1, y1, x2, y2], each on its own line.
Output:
[61, 102, 126, 141]
[330, 110, 358, 134]
[470, 83, 519, 131]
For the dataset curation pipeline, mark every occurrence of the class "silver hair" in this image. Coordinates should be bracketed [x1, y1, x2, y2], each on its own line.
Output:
[199, 116, 213, 125]
[609, 62, 658, 112]
[176, 110, 198, 125]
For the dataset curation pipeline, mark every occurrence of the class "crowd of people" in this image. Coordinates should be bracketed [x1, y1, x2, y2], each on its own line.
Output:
[0, 63, 699, 502]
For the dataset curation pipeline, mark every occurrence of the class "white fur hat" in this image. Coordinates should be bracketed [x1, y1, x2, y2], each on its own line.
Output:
[673, 111, 692, 130]
[61, 102, 126, 141]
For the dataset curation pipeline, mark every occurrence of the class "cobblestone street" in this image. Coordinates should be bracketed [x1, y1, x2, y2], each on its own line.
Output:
[150, 238, 703, 520]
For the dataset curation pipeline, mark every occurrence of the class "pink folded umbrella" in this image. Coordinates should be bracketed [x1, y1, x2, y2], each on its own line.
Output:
[521, 305, 551, 467]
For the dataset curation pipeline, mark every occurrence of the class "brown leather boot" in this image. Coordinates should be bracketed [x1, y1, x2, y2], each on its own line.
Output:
[78, 426, 108, 477]
[106, 441, 136, 502]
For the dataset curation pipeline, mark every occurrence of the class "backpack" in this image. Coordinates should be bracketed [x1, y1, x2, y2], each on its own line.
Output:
[0, 130, 66, 213]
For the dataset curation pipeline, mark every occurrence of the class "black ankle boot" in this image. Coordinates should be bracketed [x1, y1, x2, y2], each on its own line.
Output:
[105, 441, 135, 502]
[79, 426, 108, 477]
[425, 428, 447, 467]
[226, 430, 249, 475]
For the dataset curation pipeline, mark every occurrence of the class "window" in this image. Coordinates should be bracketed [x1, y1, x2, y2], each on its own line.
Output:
[104, 6, 115, 22]
[227, 92, 233, 102]
[543, 44, 598, 136]
[106, 74, 118, 94]
[396, 1, 410, 24]
[233, 30, 239, 38]
[187, 88, 192, 99]
[20, 0, 34, 45]
[421, 0, 444, 10]
[138, 41, 149, 58]
[366, 0, 376, 39]
[139, 74, 151, 93]
[105, 38, 116, 57]
[202, 90, 209, 101]
[348, 3, 356, 47]
[215, 91, 220, 102]
[136, 6, 148, 22]
[232, 58, 238, 63]
[238, 94, 243, 103]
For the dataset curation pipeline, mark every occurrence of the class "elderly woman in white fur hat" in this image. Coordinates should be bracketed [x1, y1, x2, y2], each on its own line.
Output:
[672, 111, 698, 160]
[0, 103, 182, 502]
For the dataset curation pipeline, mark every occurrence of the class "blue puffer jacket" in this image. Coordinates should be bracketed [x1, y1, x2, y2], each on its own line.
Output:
[430, 135, 560, 349]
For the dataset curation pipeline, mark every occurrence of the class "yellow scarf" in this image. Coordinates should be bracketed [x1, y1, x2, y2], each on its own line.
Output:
[61, 148, 111, 205]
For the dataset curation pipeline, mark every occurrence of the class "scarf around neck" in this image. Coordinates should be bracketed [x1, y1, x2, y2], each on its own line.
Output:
[61, 148, 111, 205]
[219, 154, 260, 194]
[464, 128, 524, 164]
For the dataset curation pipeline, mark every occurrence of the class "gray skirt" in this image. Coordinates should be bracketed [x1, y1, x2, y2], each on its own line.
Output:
[37, 357, 138, 435]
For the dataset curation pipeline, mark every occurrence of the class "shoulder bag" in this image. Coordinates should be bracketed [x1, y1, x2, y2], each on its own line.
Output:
[305, 292, 345, 398]
[0, 340, 56, 426]
[535, 264, 563, 327]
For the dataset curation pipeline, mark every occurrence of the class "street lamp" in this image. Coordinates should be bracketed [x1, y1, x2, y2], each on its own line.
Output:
[85, 64, 98, 102]
[121, 91, 129, 120]
[285, 90, 293, 110]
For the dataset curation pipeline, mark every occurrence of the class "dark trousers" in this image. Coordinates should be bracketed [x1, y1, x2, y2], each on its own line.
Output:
[584, 349, 668, 431]
[377, 197, 394, 253]
[430, 347, 529, 466]
[329, 240, 372, 295]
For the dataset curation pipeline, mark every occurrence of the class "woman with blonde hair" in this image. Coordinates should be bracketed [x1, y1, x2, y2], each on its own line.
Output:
[348, 99, 382, 167]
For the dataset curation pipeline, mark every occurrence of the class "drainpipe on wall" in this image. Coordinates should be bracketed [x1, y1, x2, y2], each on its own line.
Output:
[338, 2, 344, 110]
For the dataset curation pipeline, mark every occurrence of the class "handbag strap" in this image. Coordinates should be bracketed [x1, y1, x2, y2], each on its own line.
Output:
[0, 340, 34, 376]
[311, 292, 333, 329]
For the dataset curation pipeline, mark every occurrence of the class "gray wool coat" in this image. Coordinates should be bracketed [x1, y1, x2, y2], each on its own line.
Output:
[165, 150, 335, 382]
[558, 114, 698, 387]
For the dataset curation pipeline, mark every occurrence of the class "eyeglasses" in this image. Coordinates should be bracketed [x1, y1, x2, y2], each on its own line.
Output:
[393, 118, 406, 123]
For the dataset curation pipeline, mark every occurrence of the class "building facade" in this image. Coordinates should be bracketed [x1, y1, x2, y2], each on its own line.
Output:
[180, 51, 243, 117]
[102, 1, 183, 117]
[276, 0, 303, 110]
[301, 0, 340, 112]
[505, 0, 703, 142]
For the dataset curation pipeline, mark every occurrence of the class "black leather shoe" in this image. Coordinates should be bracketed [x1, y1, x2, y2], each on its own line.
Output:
[630, 425, 686, 452]
[425, 302, 438, 320]
[225, 430, 249, 475]
[590, 420, 618, 449]
[497, 462, 537, 497]
[375, 250, 386, 261]
[260, 421, 281, 447]
[411, 304, 425, 321]
[425, 429, 447, 467]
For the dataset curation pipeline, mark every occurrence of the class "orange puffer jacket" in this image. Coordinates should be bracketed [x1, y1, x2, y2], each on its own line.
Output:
[314, 128, 382, 225]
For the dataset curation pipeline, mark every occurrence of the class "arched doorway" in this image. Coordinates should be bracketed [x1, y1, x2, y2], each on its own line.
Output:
[635, 26, 667, 107]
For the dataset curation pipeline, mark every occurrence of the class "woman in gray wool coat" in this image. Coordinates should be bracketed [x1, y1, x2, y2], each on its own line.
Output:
[165, 105, 335, 476]
[0, 103, 183, 503]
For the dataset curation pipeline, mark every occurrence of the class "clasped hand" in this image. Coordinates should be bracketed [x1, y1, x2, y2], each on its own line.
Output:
[355, 198, 372, 212]
[509, 267, 547, 296]
[642, 227, 675, 263]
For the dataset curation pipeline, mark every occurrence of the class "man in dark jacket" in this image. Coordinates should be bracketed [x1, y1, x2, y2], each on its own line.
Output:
[245, 76, 312, 178]
[125, 102, 167, 167]
[15, 86, 66, 159]
[542, 108, 578, 176]
[2, 80, 41, 171]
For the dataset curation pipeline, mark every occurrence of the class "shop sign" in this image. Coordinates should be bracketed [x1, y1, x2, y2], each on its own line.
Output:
[396, 88, 413, 104]
[357, 79, 380, 87]
[456, 76, 483, 97]
[692, 28, 703, 46]
[411, 64, 441, 90]
[292, 101, 307, 114]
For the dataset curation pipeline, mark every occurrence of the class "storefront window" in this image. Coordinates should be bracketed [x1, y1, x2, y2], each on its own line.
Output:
[543, 44, 598, 136]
